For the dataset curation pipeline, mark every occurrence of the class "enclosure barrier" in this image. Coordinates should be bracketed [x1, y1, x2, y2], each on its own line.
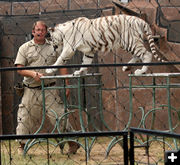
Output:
[1, 128, 180, 164]
[130, 127, 180, 165]
[0, 131, 128, 165]
[23, 73, 109, 160]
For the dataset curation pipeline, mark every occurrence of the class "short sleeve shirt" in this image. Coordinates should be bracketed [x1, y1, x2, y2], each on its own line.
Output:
[15, 39, 60, 86]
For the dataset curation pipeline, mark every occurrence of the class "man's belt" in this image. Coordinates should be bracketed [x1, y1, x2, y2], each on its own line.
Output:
[23, 82, 56, 90]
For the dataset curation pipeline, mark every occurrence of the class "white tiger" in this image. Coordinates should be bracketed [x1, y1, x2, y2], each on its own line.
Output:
[46, 14, 162, 75]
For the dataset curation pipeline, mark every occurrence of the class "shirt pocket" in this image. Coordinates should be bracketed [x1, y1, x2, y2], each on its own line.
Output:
[26, 51, 39, 64]
[45, 52, 58, 65]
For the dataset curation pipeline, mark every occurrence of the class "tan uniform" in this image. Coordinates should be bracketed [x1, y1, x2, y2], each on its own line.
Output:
[15, 39, 71, 142]
[15, 39, 58, 86]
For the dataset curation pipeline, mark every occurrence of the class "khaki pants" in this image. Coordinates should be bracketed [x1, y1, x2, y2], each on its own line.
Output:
[16, 87, 72, 143]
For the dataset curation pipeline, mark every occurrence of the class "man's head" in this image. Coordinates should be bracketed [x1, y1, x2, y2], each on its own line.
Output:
[32, 21, 48, 44]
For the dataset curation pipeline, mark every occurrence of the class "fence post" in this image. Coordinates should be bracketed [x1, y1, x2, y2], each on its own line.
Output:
[129, 131, 134, 165]
[123, 134, 129, 165]
[0, 140, 1, 165]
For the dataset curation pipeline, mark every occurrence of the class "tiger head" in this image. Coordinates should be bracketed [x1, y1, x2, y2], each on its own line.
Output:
[47, 27, 63, 49]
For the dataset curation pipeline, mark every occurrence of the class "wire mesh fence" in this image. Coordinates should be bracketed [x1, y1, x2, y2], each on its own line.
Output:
[0, 0, 180, 164]
[0, 131, 128, 165]
[130, 127, 180, 165]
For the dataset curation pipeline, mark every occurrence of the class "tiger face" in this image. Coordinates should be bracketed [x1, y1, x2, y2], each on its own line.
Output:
[48, 27, 63, 48]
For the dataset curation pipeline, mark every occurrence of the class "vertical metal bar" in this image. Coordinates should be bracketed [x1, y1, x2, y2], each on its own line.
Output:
[129, 131, 135, 165]
[78, 77, 85, 132]
[35, 79, 46, 134]
[38, 0, 41, 14]
[98, 75, 102, 126]
[41, 79, 46, 119]
[151, 77, 156, 129]
[9, 140, 12, 165]
[63, 77, 67, 110]
[167, 76, 173, 132]
[98, 75, 110, 130]
[47, 138, 50, 165]
[63, 78, 67, 132]
[163, 136, 166, 156]
[146, 135, 150, 165]
[166, 77, 178, 149]
[123, 134, 128, 165]
[97, 0, 100, 8]
[85, 137, 88, 165]
[82, 78, 86, 116]
[114, 49, 119, 130]
[10, 2, 13, 15]
[77, 77, 89, 159]
[112, 6, 116, 15]
[127, 75, 133, 130]
[67, 0, 71, 9]
[0, 140, 1, 165]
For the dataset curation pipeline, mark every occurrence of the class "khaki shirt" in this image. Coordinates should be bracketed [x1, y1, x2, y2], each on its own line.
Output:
[15, 39, 60, 87]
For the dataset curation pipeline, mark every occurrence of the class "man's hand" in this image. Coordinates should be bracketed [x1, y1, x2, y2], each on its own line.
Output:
[16, 64, 43, 82]
[33, 72, 44, 82]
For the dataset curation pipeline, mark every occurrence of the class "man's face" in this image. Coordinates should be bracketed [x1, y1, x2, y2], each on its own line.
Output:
[32, 23, 47, 42]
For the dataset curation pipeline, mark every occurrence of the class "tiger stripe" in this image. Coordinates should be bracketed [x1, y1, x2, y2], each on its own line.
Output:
[47, 14, 163, 75]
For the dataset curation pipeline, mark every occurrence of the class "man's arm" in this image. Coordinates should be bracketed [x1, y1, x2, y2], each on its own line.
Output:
[17, 64, 43, 82]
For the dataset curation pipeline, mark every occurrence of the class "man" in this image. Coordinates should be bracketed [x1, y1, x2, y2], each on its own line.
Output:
[14, 21, 79, 154]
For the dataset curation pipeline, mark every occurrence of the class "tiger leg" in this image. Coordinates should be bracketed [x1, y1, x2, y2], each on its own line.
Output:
[134, 51, 152, 75]
[46, 48, 74, 74]
[122, 57, 139, 72]
[73, 54, 94, 76]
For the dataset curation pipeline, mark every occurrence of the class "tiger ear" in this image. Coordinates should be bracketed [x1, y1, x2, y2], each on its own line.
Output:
[48, 27, 55, 32]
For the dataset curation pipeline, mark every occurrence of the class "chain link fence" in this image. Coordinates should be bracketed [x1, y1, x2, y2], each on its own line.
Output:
[130, 127, 180, 165]
[0, 131, 128, 165]
[0, 0, 180, 164]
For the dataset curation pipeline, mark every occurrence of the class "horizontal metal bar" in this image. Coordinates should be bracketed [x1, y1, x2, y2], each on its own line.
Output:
[130, 84, 180, 88]
[42, 84, 102, 90]
[130, 127, 180, 139]
[129, 73, 180, 77]
[0, 131, 128, 140]
[1, 62, 180, 72]
[41, 73, 102, 79]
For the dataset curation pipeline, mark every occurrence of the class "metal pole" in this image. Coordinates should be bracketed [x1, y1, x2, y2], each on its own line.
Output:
[127, 75, 133, 130]
[9, 140, 12, 165]
[63, 78, 68, 132]
[97, 0, 100, 8]
[123, 134, 128, 165]
[67, 0, 71, 9]
[0, 140, 1, 165]
[167, 77, 173, 132]
[129, 131, 135, 165]
[166, 77, 178, 149]
[151, 77, 156, 129]
[78, 77, 85, 132]
[47, 138, 50, 165]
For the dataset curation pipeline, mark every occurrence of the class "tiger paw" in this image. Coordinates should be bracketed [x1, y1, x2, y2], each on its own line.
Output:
[122, 66, 128, 72]
[73, 70, 87, 76]
[134, 69, 145, 75]
[46, 68, 58, 74]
